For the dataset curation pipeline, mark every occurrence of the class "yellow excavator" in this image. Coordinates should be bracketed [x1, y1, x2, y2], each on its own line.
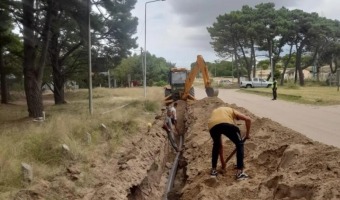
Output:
[164, 55, 219, 105]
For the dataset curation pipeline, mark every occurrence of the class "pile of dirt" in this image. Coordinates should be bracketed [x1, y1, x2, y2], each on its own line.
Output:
[179, 97, 340, 200]
[11, 97, 340, 200]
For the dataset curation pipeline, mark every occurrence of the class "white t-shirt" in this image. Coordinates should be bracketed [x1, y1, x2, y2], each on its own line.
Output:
[170, 106, 177, 120]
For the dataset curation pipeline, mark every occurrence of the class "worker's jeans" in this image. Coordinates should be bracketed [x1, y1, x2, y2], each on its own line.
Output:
[209, 123, 244, 169]
[166, 130, 178, 151]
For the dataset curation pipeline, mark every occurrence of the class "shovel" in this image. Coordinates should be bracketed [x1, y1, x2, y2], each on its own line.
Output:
[223, 137, 247, 167]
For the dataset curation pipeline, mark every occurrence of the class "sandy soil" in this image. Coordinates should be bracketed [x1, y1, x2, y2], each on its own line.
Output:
[10, 89, 340, 200]
[195, 88, 340, 148]
[179, 95, 340, 200]
[13, 116, 174, 200]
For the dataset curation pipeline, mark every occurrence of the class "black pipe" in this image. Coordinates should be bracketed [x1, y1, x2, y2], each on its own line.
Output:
[164, 134, 183, 200]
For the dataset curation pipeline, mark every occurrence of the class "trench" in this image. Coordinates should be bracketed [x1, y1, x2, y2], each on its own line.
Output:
[127, 100, 189, 200]
[163, 100, 189, 200]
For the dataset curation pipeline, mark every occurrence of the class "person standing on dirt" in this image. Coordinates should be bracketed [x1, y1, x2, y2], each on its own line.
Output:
[208, 106, 251, 180]
[272, 78, 277, 100]
[170, 102, 179, 134]
[162, 108, 181, 152]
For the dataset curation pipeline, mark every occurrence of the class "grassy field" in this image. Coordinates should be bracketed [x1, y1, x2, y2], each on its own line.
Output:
[239, 85, 340, 105]
[0, 87, 164, 197]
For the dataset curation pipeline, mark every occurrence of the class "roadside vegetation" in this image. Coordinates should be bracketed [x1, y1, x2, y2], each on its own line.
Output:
[239, 82, 340, 105]
[0, 87, 163, 198]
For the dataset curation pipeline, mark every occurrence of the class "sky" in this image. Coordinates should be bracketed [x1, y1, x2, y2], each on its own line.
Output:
[131, 0, 340, 68]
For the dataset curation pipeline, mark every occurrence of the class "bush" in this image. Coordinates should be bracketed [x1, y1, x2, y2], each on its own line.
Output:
[285, 82, 300, 89]
[23, 132, 65, 165]
[305, 79, 328, 87]
[154, 80, 167, 87]
[143, 100, 159, 112]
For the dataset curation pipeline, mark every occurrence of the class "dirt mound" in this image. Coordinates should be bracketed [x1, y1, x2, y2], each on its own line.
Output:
[180, 97, 340, 200]
[10, 97, 340, 199]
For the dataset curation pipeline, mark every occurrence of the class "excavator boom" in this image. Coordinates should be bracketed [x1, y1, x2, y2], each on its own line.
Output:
[182, 55, 218, 100]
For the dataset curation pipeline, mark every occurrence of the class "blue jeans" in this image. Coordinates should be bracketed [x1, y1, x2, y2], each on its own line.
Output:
[209, 123, 244, 169]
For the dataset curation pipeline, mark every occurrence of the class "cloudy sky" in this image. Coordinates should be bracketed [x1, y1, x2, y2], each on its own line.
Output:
[131, 0, 340, 67]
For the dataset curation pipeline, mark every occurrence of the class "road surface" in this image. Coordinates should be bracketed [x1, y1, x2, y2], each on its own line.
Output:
[195, 88, 340, 148]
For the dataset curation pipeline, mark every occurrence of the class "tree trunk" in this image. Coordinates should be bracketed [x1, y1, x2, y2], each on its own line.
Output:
[22, 0, 53, 117]
[0, 48, 8, 104]
[251, 41, 256, 78]
[280, 44, 293, 86]
[267, 38, 273, 81]
[53, 72, 66, 104]
[296, 47, 305, 86]
[23, 0, 41, 117]
[24, 70, 44, 117]
[330, 54, 338, 74]
[50, 33, 66, 105]
[49, 10, 66, 105]
[237, 40, 251, 80]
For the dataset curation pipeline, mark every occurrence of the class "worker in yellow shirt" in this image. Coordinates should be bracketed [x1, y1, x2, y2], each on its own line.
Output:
[208, 106, 251, 180]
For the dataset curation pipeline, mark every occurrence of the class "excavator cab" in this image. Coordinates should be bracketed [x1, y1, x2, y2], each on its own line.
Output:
[165, 68, 190, 102]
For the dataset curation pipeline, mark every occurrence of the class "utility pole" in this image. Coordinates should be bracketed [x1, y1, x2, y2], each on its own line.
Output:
[144, 0, 165, 98]
[231, 55, 234, 82]
[87, 0, 93, 114]
[141, 47, 143, 87]
[108, 70, 111, 88]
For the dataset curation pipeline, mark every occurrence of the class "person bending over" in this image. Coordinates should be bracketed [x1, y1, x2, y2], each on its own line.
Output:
[208, 106, 251, 180]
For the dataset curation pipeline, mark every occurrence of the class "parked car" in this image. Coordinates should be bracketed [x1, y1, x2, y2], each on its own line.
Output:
[217, 79, 233, 86]
[240, 78, 272, 88]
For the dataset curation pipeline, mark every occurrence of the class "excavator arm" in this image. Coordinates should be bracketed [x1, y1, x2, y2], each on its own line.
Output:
[182, 55, 218, 100]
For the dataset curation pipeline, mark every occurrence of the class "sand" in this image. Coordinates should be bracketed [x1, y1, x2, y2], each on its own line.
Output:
[12, 97, 340, 200]
[180, 97, 340, 200]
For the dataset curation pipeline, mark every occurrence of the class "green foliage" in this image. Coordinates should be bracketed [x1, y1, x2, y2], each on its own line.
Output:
[285, 82, 300, 89]
[304, 79, 329, 87]
[2, 0, 139, 107]
[143, 100, 159, 112]
[208, 2, 340, 86]
[257, 60, 270, 70]
[113, 52, 173, 87]
[92, 74, 108, 87]
[207, 60, 235, 77]
[23, 133, 65, 165]
[274, 68, 281, 80]
[154, 80, 167, 86]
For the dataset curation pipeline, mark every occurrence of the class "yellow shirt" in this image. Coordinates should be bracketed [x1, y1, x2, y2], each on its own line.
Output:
[208, 107, 240, 130]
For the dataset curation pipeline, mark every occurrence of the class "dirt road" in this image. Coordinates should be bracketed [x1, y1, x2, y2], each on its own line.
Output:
[195, 88, 340, 148]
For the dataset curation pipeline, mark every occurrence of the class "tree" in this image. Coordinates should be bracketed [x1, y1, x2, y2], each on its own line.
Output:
[21, 0, 54, 118]
[208, 3, 279, 81]
[208, 10, 243, 82]
[113, 52, 172, 87]
[0, 0, 14, 104]
[208, 3, 340, 86]
[46, 0, 138, 104]
[309, 18, 340, 79]
[46, 0, 85, 104]
[206, 60, 233, 77]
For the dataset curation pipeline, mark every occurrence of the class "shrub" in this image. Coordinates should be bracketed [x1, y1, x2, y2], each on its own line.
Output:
[143, 100, 159, 112]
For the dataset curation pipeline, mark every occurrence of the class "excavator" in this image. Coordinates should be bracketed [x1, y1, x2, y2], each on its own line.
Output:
[164, 55, 219, 105]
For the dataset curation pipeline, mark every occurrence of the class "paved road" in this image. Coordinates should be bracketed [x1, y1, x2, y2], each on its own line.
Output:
[195, 88, 340, 148]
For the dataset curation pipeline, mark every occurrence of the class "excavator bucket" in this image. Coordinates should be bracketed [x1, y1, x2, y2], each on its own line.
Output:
[205, 87, 219, 97]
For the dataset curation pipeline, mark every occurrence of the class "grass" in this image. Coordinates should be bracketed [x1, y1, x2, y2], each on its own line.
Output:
[239, 85, 340, 105]
[0, 86, 164, 196]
